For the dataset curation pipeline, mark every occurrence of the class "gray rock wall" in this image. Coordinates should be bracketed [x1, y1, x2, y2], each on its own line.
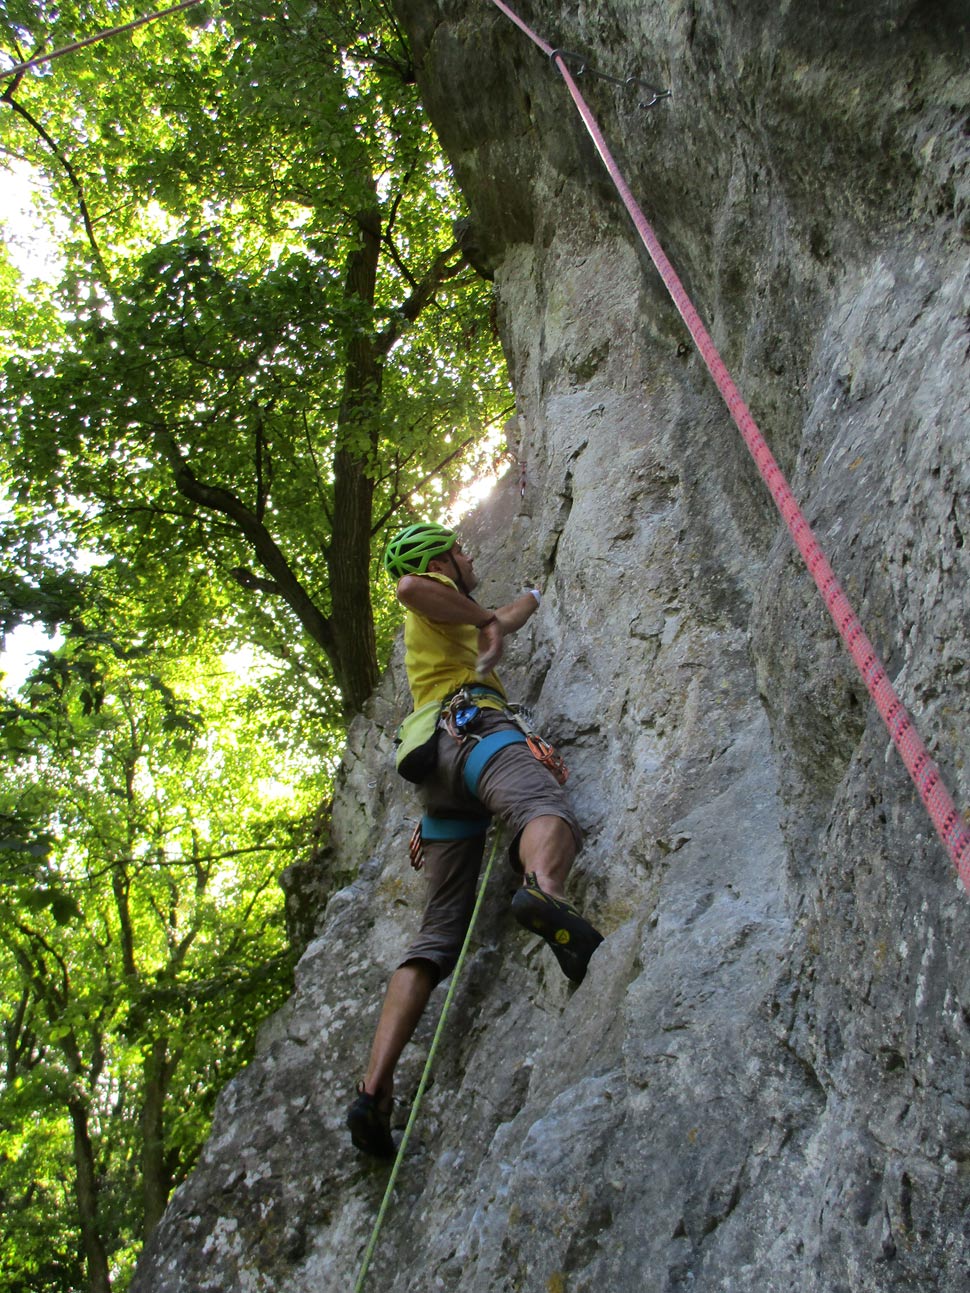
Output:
[132, 2, 970, 1290]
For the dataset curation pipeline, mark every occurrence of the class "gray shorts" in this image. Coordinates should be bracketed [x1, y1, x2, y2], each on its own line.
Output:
[399, 710, 583, 981]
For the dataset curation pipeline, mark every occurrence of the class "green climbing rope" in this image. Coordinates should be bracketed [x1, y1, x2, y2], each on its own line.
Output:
[352, 827, 504, 1293]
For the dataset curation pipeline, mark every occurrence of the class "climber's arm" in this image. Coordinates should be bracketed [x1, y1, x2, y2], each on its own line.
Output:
[396, 574, 496, 627]
[493, 590, 541, 634]
[397, 578, 541, 674]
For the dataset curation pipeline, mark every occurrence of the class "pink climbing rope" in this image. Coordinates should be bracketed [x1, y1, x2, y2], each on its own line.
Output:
[487, 0, 970, 889]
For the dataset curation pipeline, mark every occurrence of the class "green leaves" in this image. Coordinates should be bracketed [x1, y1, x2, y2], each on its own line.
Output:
[0, 634, 318, 1288]
[0, 6, 511, 1282]
[19, 885, 81, 925]
[2, 3, 509, 717]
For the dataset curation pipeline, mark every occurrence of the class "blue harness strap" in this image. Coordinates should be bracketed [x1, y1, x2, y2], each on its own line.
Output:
[462, 728, 528, 797]
[421, 813, 491, 841]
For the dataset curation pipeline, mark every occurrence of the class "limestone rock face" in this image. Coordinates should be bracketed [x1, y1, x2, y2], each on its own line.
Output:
[132, 3, 970, 1291]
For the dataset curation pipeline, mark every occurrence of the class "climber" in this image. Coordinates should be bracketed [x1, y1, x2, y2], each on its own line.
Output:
[347, 521, 603, 1159]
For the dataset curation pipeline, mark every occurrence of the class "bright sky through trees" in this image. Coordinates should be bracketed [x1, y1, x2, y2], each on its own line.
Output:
[0, 158, 64, 280]
[1, 163, 64, 685]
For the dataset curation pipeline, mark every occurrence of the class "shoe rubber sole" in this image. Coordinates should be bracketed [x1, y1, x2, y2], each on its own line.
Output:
[347, 1089, 396, 1160]
[510, 878, 603, 983]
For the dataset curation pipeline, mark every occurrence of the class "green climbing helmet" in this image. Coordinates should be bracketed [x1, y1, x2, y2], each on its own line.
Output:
[383, 522, 457, 578]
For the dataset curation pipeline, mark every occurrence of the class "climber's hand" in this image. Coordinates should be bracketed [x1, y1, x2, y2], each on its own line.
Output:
[476, 617, 504, 676]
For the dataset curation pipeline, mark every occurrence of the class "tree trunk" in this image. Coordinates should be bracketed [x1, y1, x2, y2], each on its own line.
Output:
[141, 1037, 171, 1237]
[68, 1098, 112, 1293]
[328, 201, 384, 715]
[153, 190, 468, 716]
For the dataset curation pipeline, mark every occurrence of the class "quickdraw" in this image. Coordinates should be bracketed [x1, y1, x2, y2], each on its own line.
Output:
[506, 703, 568, 784]
[524, 731, 569, 785]
[548, 48, 670, 110]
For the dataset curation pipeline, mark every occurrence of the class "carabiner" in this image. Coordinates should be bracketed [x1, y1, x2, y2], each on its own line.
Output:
[526, 734, 569, 785]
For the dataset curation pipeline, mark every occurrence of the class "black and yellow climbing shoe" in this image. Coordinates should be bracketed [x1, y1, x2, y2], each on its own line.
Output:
[510, 873, 603, 984]
[347, 1083, 396, 1160]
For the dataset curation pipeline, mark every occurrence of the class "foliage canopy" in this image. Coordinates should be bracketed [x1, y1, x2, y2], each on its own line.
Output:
[0, 635, 316, 1291]
[1, 0, 510, 719]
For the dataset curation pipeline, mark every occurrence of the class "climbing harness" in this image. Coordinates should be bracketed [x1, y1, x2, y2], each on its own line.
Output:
[486, 0, 970, 892]
[403, 687, 566, 870]
[418, 810, 492, 843]
[442, 685, 569, 790]
[352, 827, 504, 1293]
[0, 1, 202, 82]
[463, 727, 529, 795]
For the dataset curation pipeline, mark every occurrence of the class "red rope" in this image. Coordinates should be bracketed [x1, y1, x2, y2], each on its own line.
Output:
[487, 0, 970, 889]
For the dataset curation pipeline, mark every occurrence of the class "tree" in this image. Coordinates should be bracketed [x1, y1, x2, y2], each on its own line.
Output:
[0, 9, 509, 1280]
[0, 637, 319, 1290]
[0, 0, 510, 718]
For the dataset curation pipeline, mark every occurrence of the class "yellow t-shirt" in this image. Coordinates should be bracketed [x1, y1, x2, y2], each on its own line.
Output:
[403, 573, 507, 710]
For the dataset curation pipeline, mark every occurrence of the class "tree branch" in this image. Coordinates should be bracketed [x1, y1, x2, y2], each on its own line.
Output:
[371, 432, 480, 536]
[230, 567, 280, 595]
[300, 408, 333, 530]
[151, 423, 338, 660]
[375, 243, 468, 355]
[0, 90, 110, 283]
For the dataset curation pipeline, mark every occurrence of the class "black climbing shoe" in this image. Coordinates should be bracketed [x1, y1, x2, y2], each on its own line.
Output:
[510, 873, 604, 984]
[347, 1083, 396, 1160]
